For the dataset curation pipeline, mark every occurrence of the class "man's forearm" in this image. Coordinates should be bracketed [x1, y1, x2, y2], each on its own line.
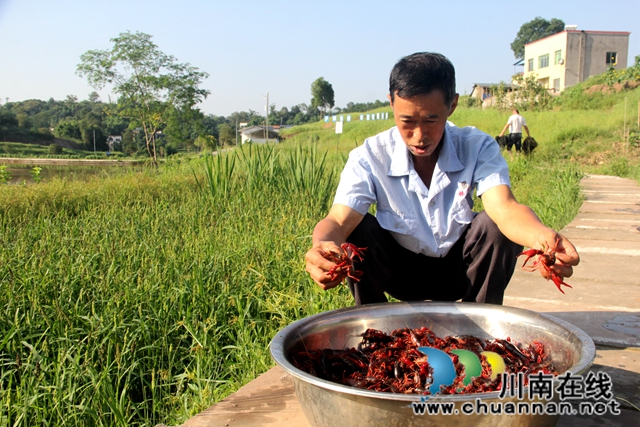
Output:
[312, 217, 348, 246]
[492, 203, 549, 248]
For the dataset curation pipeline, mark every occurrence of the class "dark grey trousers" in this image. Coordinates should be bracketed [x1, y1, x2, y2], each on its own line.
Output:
[507, 133, 522, 152]
[345, 212, 523, 306]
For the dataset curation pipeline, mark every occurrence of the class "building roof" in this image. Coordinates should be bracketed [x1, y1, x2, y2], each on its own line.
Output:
[525, 29, 631, 47]
[470, 83, 515, 98]
[472, 83, 515, 89]
[239, 125, 280, 139]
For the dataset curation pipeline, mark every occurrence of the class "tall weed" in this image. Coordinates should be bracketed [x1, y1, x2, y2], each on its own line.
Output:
[193, 151, 236, 201]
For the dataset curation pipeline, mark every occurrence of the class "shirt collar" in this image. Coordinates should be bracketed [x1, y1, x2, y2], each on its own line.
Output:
[388, 123, 464, 177]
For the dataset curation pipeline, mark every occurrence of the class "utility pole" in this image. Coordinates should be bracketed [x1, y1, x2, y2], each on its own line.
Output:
[93, 130, 96, 153]
[263, 92, 269, 142]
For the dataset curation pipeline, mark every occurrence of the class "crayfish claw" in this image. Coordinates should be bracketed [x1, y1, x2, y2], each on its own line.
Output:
[551, 274, 572, 294]
[516, 248, 544, 268]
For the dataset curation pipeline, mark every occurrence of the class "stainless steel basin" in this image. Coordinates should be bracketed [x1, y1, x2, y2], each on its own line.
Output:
[270, 302, 595, 427]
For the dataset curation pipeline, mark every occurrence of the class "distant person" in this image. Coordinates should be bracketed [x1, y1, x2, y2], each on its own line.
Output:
[499, 108, 530, 153]
[305, 52, 579, 306]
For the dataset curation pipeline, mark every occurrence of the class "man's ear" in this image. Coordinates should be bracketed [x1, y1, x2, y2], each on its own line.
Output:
[387, 93, 393, 107]
[448, 94, 459, 117]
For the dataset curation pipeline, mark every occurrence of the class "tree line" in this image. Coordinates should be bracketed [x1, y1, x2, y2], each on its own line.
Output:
[0, 94, 387, 154]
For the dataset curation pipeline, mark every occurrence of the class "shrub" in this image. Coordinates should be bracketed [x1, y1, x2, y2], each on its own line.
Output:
[0, 165, 10, 183]
[48, 143, 63, 155]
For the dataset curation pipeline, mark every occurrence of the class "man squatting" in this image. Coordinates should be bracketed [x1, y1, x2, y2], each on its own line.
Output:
[305, 52, 579, 306]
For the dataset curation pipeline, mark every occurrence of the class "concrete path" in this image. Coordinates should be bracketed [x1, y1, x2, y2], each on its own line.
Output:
[185, 174, 640, 427]
[504, 174, 640, 425]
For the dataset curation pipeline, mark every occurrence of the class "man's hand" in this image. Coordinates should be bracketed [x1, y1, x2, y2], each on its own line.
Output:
[530, 229, 580, 280]
[305, 242, 348, 290]
[305, 204, 365, 291]
[482, 185, 580, 283]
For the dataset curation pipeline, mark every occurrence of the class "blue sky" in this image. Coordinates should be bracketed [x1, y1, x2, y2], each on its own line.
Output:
[1, 0, 639, 117]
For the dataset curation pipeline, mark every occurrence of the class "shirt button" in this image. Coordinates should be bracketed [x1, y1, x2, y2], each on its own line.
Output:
[429, 201, 435, 207]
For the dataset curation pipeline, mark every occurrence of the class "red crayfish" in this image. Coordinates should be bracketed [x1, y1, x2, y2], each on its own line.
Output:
[325, 243, 367, 282]
[517, 242, 572, 294]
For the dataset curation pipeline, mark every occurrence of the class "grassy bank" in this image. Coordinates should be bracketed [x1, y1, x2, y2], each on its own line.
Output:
[0, 147, 352, 425]
[2, 87, 639, 425]
[0, 141, 117, 159]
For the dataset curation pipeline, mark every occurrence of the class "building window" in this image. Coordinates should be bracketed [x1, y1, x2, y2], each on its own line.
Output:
[606, 52, 618, 66]
[553, 78, 560, 92]
[538, 54, 549, 69]
[527, 58, 534, 71]
[554, 50, 562, 65]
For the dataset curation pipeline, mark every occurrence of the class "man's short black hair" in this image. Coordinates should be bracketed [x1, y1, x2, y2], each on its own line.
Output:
[389, 52, 457, 106]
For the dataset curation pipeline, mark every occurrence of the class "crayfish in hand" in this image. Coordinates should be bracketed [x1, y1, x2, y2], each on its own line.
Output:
[517, 243, 572, 294]
[325, 243, 367, 282]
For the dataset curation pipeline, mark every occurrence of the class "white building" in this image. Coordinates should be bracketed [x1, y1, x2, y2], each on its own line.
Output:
[523, 26, 630, 93]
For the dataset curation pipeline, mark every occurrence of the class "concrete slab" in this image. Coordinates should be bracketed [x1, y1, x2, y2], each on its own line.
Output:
[505, 274, 640, 311]
[560, 227, 640, 242]
[571, 212, 640, 224]
[581, 174, 640, 185]
[591, 346, 640, 402]
[545, 312, 640, 347]
[553, 345, 640, 426]
[582, 181, 640, 190]
[579, 202, 640, 215]
[569, 237, 640, 253]
[183, 367, 308, 427]
[580, 201, 640, 215]
[566, 254, 640, 283]
[582, 195, 640, 203]
[555, 409, 640, 427]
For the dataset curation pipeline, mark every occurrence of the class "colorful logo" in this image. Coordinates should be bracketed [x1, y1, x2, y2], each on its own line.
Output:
[417, 347, 506, 394]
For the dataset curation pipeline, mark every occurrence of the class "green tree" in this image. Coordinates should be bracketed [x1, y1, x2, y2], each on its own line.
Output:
[491, 74, 553, 112]
[0, 109, 19, 137]
[164, 107, 204, 148]
[79, 120, 108, 151]
[217, 123, 235, 146]
[194, 134, 216, 152]
[88, 91, 101, 103]
[310, 77, 335, 119]
[54, 120, 82, 140]
[511, 17, 565, 59]
[76, 31, 209, 165]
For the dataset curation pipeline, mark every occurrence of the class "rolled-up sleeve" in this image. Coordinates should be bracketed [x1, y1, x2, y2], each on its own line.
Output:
[333, 151, 377, 215]
[474, 137, 511, 196]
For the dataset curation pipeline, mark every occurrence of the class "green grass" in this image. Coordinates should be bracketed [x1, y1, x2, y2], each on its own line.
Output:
[0, 145, 354, 426]
[0, 141, 90, 158]
[2, 86, 640, 425]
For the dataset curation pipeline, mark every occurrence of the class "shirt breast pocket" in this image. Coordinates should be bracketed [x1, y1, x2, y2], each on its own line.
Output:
[452, 198, 475, 225]
[376, 209, 417, 236]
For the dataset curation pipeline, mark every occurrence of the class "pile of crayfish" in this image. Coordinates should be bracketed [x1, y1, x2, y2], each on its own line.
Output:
[291, 327, 557, 395]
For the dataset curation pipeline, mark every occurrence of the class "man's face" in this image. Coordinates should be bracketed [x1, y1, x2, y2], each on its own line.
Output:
[389, 90, 458, 158]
